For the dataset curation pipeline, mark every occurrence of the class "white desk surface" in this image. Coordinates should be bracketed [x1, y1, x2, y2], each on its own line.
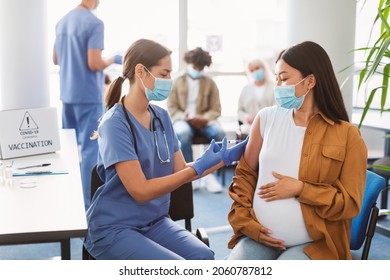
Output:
[0, 129, 87, 244]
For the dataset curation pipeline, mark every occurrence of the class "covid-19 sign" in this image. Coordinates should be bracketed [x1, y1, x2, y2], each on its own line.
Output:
[0, 107, 61, 159]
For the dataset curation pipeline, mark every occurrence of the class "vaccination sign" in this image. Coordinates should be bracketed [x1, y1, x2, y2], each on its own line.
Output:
[0, 107, 60, 159]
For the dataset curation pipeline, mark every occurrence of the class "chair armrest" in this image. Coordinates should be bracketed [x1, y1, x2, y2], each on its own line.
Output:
[195, 227, 209, 247]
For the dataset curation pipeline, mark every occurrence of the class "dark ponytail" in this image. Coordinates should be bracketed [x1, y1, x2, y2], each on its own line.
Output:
[105, 75, 126, 111]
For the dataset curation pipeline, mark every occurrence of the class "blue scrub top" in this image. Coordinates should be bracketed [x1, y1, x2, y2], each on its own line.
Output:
[54, 8, 104, 104]
[85, 103, 180, 247]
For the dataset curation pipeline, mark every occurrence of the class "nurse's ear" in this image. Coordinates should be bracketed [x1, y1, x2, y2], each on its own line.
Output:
[135, 63, 147, 79]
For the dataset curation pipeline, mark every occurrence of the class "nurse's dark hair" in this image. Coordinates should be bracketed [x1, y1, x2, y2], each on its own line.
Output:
[276, 41, 349, 123]
[105, 39, 172, 110]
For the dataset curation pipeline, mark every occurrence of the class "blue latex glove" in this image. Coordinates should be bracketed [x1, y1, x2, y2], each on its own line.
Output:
[114, 54, 123, 65]
[192, 139, 227, 176]
[222, 136, 249, 166]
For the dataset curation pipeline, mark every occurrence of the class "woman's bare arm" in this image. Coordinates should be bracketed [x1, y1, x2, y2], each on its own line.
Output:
[244, 113, 262, 171]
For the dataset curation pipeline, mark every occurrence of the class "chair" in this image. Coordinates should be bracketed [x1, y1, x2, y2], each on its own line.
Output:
[371, 157, 390, 210]
[169, 181, 209, 245]
[350, 170, 387, 259]
[82, 165, 209, 260]
[192, 132, 211, 147]
[236, 120, 249, 141]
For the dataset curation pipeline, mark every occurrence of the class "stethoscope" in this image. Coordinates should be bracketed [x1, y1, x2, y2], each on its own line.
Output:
[121, 96, 170, 163]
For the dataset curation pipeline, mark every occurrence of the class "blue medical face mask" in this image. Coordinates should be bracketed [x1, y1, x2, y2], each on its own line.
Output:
[187, 66, 203, 79]
[251, 69, 265, 82]
[274, 77, 309, 110]
[141, 67, 173, 101]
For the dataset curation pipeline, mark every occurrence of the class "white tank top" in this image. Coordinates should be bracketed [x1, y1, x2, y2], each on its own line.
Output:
[253, 106, 312, 247]
[185, 76, 199, 118]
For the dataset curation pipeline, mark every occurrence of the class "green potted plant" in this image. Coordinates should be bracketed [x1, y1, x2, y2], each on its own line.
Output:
[355, 0, 389, 125]
[355, 0, 390, 171]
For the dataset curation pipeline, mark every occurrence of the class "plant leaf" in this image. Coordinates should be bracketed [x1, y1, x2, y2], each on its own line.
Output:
[358, 68, 368, 90]
[359, 87, 378, 128]
[381, 63, 390, 110]
[338, 62, 358, 73]
[364, 36, 390, 83]
[372, 164, 390, 172]
[379, 5, 390, 33]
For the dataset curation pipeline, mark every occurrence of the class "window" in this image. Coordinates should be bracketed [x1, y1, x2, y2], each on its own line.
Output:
[353, 0, 390, 109]
[186, 0, 286, 116]
[47, 0, 384, 116]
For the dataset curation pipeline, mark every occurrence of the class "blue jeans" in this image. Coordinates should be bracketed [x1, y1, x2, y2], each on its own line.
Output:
[173, 120, 225, 162]
[227, 237, 311, 260]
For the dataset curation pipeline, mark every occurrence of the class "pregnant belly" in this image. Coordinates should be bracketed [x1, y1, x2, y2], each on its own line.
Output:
[253, 195, 312, 247]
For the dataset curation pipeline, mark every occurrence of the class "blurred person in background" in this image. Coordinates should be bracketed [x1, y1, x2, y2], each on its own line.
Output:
[167, 47, 226, 193]
[237, 58, 275, 139]
[53, 0, 122, 210]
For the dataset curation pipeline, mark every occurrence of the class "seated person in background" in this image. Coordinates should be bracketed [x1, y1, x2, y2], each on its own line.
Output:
[237, 59, 275, 138]
[227, 41, 367, 260]
[84, 39, 248, 260]
[167, 47, 226, 193]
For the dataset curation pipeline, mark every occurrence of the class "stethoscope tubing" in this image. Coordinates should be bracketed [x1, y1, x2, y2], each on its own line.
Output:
[120, 96, 170, 163]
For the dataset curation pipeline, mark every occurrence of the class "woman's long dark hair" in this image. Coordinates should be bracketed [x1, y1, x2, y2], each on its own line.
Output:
[105, 39, 172, 110]
[277, 41, 349, 123]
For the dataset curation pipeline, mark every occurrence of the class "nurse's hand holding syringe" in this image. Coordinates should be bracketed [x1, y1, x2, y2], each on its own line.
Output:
[215, 137, 249, 166]
[215, 139, 242, 145]
[191, 137, 249, 175]
[191, 139, 227, 176]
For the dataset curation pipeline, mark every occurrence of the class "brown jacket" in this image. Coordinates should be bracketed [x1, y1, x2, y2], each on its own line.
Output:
[228, 112, 368, 260]
[167, 74, 222, 123]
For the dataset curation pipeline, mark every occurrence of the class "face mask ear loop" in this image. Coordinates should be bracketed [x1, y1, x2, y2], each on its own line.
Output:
[301, 88, 311, 98]
[137, 73, 152, 101]
[139, 66, 155, 93]
[143, 66, 157, 80]
[138, 75, 147, 90]
[295, 76, 307, 87]
[294, 76, 310, 98]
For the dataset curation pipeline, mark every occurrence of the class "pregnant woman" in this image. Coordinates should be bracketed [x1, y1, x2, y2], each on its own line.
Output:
[227, 41, 367, 260]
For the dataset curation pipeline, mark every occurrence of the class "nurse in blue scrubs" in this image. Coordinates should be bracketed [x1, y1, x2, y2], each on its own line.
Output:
[53, 1, 123, 210]
[84, 39, 248, 260]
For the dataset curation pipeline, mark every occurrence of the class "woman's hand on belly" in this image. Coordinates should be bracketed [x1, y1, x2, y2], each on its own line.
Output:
[259, 226, 286, 250]
[258, 171, 303, 202]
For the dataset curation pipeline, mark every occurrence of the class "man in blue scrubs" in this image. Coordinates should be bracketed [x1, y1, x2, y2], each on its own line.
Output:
[53, 0, 122, 210]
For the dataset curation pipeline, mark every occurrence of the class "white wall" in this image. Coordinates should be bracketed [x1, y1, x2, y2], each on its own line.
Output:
[285, 0, 356, 118]
[0, 0, 50, 110]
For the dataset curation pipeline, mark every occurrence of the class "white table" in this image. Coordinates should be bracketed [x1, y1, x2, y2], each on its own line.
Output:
[0, 129, 87, 259]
